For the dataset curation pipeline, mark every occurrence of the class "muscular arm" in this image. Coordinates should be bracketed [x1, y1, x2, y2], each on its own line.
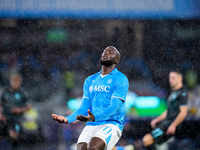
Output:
[167, 105, 188, 135]
[53, 77, 91, 124]
[66, 97, 90, 123]
[52, 97, 90, 124]
[171, 106, 188, 127]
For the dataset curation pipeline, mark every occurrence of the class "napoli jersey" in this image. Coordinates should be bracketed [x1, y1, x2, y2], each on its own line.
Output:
[83, 68, 129, 131]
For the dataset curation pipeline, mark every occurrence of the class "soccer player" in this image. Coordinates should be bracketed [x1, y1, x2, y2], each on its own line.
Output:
[0, 74, 31, 149]
[142, 71, 188, 150]
[52, 46, 129, 150]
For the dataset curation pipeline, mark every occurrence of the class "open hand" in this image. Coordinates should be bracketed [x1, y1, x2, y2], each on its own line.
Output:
[52, 114, 68, 124]
[76, 109, 95, 122]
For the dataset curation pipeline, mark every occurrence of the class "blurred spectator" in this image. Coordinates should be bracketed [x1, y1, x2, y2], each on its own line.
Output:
[185, 70, 198, 89]
[0, 74, 31, 150]
[64, 68, 75, 98]
[188, 86, 200, 117]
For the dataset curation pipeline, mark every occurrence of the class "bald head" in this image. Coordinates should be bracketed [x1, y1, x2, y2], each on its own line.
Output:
[101, 46, 120, 67]
[104, 46, 120, 62]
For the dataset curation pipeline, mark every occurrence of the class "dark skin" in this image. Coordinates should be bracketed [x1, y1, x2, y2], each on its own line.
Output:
[52, 46, 121, 150]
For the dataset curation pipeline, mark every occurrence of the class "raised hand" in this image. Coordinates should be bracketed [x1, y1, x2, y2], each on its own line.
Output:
[76, 109, 95, 122]
[52, 114, 68, 124]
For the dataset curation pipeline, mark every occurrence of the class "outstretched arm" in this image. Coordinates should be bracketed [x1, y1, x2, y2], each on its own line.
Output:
[11, 103, 31, 114]
[52, 97, 90, 124]
[76, 97, 123, 122]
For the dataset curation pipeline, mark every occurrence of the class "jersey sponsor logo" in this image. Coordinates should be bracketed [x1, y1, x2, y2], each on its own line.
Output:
[89, 85, 110, 93]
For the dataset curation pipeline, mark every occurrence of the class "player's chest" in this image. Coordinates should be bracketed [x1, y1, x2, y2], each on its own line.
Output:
[168, 92, 181, 105]
[88, 76, 114, 94]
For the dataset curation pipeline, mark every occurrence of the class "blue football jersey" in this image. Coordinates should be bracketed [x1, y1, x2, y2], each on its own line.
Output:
[83, 68, 129, 131]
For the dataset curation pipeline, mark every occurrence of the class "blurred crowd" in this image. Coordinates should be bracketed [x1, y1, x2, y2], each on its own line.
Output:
[0, 20, 199, 92]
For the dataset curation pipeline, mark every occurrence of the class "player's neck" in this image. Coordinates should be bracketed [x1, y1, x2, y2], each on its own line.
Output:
[173, 83, 183, 90]
[101, 65, 116, 75]
[10, 87, 20, 92]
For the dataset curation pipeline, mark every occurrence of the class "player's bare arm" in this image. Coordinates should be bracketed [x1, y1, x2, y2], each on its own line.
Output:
[167, 105, 188, 135]
[151, 110, 167, 128]
[11, 103, 31, 114]
[52, 114, 68, 124]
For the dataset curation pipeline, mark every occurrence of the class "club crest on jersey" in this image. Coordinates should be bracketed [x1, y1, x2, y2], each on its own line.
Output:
[107, 79, 112, 84]
[89, 86, 94, 93]
[14, 93, 21, 100]
[169, 93, 177, 101]
[89, 85, 110, 93]
[182, 92, 186, 97]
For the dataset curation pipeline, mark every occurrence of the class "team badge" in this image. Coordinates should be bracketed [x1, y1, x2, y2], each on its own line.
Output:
[14, 93, 21, 100]
[182, 92, 186, 96]
[89, 86, 93, 93]
[107, 79, 112, 83]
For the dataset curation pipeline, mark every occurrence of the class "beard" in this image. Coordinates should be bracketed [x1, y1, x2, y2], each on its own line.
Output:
[100, 59, 115, 67]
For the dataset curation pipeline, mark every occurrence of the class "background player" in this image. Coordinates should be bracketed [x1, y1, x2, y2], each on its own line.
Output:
[0, 74, 31, 150]
[142, 71, 188, 150]
[52, 46, 129, 150]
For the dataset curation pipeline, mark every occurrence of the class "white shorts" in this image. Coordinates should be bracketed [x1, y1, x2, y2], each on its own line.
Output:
[77, 124, 122, 150]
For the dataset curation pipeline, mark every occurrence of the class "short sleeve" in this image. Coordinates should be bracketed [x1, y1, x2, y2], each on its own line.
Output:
[179, 91, 188, 106]
[82, 77, 90, 99]
[112, 76, 129, 101]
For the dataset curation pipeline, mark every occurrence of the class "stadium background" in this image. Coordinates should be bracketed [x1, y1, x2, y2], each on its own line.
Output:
[0, 0, 200, 149]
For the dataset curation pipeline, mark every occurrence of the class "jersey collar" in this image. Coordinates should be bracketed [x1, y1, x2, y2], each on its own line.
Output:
[98, 68, 118, 75]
